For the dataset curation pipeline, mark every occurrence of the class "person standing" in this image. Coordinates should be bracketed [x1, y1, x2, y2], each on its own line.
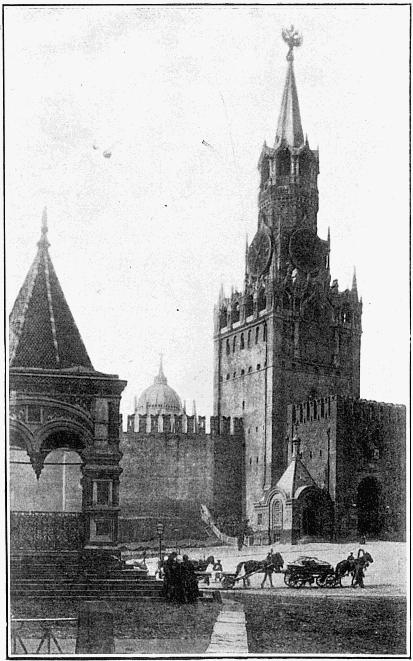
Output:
[181, 555, 199, 603]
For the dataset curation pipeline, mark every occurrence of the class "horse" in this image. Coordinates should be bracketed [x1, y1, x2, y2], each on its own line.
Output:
[191, 555, 214, 572]
[335, 549, 373, 587]
[334, 558, 356, 586]
[235, 551, 284, 588]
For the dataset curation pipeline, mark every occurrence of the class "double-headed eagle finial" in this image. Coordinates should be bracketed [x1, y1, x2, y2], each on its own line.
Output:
[282, 25, 303, 61]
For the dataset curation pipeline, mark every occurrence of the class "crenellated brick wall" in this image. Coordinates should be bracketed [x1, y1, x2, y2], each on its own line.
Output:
[119, 416, 244, 527]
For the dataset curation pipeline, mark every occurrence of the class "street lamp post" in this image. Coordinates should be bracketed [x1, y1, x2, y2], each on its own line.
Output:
[156, 522, 164, 567]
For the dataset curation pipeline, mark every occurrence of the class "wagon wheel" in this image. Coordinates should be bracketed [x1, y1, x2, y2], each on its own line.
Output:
[325, 574, 337, 588]
[221, 575, 236, 589]
[287, 574, 303, 589]
[284, 571, 291, 586]
[316, 574, 327, 587]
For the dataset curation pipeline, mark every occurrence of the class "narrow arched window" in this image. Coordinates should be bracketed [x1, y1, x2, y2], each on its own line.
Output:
[255, 326, 260, 344]
[219, 307, 227, 329]
[226, 339, 230, 355]
[277, 148, 290, 177]
[261, 157, 270, 186]
[258, 287, 266, 313]
[263, 324, 267, 342]
[232, 301, 240, 324]
[245, 294, 254, 318]
[233, 336, 237, 352]
[247, 330, 251, 347]
[240, 333, 245, 349]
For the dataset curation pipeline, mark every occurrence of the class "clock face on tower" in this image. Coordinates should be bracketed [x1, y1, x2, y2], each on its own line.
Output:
[289, 228, 324, 273]
[248, 228, 272, 277]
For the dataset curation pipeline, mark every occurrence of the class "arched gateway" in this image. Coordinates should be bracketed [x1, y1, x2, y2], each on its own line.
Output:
[9, 212, 126, 561]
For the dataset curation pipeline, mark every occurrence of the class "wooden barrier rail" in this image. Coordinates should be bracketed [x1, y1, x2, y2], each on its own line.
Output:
[11, 617, 77, 654]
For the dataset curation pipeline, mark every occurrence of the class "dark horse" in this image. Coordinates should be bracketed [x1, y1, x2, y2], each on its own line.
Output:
[235, 551, 284, 588]
[335, 549, 373, 587]
[191, 555, 214, 572]
[352, 550, 373, 588]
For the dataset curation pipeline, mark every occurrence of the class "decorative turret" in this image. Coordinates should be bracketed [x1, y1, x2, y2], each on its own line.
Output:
[9, 209, 93, 370]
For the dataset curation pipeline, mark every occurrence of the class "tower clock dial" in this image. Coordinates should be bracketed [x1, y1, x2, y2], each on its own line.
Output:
[289, 228, 323, 273]
[248, 228, 272, 277]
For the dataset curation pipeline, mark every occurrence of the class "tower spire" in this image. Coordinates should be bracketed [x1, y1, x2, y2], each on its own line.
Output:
[37, 207, 50, 249]
[155, 354, 167, 385]
[351, 267, 358, 298]
[275, 26, 304, 148]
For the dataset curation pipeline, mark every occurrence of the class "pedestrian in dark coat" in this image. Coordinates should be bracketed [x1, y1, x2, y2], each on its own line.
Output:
[181, 555, 199, 603]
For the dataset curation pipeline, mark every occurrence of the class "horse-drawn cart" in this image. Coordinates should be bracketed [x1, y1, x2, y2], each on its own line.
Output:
[220, 570, 258, 589]
[220, 551, 284, 589]
[283, 556, 337, 588]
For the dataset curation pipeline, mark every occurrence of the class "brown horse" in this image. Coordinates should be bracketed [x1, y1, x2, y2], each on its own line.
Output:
[235, 551, 284, 588]
[335, 549, 373, 587]
[351, 550, 373, 588]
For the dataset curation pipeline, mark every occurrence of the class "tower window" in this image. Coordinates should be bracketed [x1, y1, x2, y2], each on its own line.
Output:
[233, 336, 237, 352]
[256, 457, 259, 464]
[232, 301, 240, 324]
[258, 287, 266, 313]
[226, 374, 230, 380]
[226, 339, 230, 355]
[241, 369, 245, 376]
[233, 372, 236, 378]
[240, 333, 245, 349]
[257, 363, 261, 370]
[277, 148, 290, 177]
[242, 401, 245, 410]
[219, 307, 227, 329]
[247, 330, 251, 347]
[248, 366, 252, 373]
[245, 294, 254, 318]
[299, 151, 311, 177]
[256, 327, 260, 344]
[260, 157, 270, 187]
[263, 324, 267, 342]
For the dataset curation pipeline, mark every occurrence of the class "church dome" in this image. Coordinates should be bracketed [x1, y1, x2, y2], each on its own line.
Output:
[136, 359, 183, 415]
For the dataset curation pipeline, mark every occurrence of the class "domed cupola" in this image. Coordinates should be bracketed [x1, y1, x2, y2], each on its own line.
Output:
[136, 358, 183, 416]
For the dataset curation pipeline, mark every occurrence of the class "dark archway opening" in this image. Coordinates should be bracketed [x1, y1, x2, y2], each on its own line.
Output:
[298, 489, 334, 541]
[302, 506, 319, 536]
[357, 477, 383, 536]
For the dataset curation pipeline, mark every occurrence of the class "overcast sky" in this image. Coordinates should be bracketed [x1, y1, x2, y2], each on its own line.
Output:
[5, 5, 410, 424]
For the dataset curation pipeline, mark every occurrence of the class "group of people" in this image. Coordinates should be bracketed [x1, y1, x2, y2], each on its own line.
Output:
[162, 552, 200, 603]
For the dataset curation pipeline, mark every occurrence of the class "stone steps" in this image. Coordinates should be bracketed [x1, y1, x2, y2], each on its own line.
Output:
[9, 552, 215, 602]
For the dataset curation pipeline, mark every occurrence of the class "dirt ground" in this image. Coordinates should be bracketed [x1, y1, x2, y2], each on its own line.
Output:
[234, 593, 407, 655]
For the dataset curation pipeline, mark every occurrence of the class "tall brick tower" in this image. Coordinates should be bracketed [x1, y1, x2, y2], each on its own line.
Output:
[213, 28, 362, 521]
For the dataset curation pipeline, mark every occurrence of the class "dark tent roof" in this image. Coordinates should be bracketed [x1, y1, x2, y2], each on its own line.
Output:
[9, 210, 94, 371]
